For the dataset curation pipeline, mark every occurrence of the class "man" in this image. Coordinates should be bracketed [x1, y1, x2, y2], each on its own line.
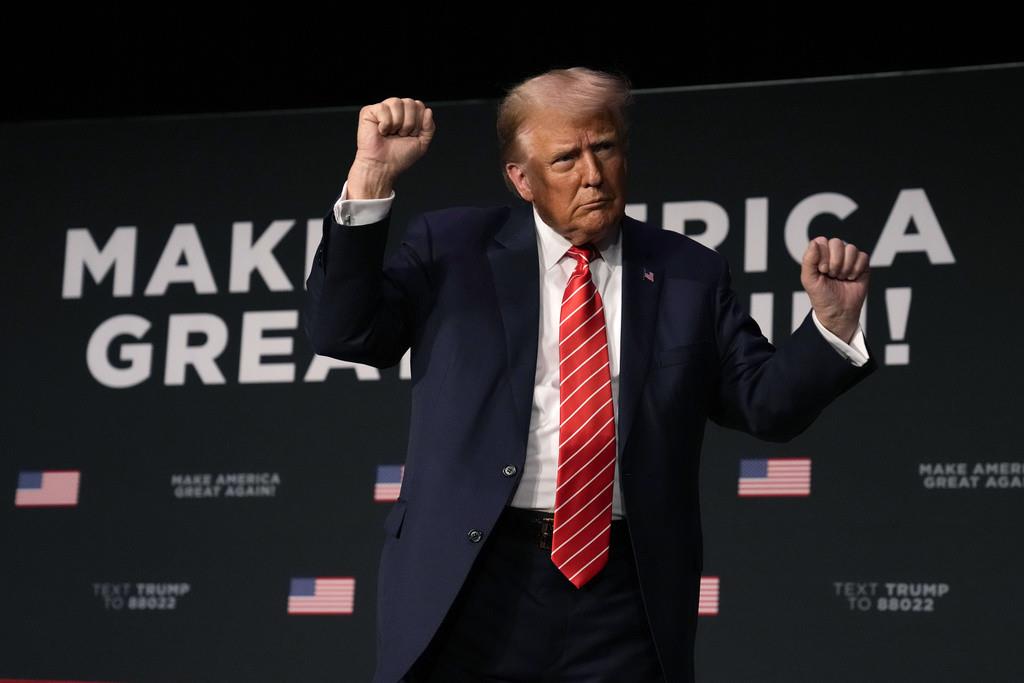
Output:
[304, 67, 875, 682]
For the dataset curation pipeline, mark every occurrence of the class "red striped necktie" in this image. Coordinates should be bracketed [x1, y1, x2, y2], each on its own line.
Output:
[551, 244, 616, 588]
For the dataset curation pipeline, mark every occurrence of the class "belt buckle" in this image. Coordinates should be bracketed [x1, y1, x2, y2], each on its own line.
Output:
[538, 514, 554, 551]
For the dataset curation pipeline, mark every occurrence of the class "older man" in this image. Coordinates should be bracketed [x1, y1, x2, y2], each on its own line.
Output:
[304, 67, 874, 682]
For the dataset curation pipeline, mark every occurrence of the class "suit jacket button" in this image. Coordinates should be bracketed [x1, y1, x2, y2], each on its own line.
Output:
[502, 465, 517, 477]
[467, 529, 483, 543]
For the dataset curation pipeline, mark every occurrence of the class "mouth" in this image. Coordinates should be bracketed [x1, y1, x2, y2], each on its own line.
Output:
[582, 198, 611, 208]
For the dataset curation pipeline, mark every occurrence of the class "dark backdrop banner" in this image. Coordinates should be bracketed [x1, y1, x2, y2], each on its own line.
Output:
[2, 64, 1021, 682]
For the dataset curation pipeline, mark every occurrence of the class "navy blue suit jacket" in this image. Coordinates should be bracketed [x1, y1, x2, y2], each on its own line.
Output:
[304, 199, 876, 683]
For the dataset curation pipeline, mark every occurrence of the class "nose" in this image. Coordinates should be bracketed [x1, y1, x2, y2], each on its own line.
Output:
[581, 149, 603, 187]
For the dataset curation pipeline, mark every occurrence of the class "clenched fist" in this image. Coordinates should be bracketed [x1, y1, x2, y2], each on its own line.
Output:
[347, 97, 436, 199]
[800, 236, 870, 343]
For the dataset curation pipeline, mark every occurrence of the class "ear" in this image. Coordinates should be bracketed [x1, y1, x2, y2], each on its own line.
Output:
[505, 162, 534, 202]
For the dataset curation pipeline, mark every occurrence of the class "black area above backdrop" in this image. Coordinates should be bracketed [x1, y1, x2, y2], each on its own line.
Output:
[4, 6, 1023, 123]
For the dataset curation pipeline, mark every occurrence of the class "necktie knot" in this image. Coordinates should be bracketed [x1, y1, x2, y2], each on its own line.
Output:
[566, 244, 598, 268]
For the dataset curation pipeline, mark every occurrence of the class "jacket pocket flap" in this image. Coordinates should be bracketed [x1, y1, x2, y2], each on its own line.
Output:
[658, 340, 715, 367]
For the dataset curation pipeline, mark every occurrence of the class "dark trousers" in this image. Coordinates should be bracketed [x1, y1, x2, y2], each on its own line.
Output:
[406, 507, 666, 682]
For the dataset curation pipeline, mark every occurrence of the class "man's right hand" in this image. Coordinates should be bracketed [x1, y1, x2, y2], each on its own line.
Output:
[346, 97, 436, 199]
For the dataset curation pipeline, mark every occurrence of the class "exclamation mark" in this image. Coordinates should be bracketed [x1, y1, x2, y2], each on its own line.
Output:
[885, 287, 911, 365]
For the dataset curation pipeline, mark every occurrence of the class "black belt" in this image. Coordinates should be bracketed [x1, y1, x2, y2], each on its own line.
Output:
[495, 506, 629, 551]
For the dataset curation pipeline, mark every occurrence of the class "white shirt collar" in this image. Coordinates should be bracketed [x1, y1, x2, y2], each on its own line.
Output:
[532, 205, 623, 272]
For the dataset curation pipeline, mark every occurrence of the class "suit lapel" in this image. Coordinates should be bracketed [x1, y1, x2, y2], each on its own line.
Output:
[487, 202, 540, 450]
[617, 216, 663, 462]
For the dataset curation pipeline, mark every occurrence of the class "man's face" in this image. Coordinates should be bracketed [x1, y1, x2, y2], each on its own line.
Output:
[506, 108, 627, 246]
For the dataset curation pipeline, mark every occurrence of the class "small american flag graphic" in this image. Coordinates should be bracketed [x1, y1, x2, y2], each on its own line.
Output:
[374, 465, 404, 502]
[643, 268, 655, 283]
[698, 576, 719, 615]
[15, 470, 80, 507]
[287, 577, 355, 615]
[738, 458, 811, 497]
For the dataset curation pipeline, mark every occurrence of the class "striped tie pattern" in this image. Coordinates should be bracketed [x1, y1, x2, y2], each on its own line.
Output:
[551, 244, 616, 588]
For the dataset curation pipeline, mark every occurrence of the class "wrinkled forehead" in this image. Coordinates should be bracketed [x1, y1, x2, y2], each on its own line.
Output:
[517, 107, 621, 155]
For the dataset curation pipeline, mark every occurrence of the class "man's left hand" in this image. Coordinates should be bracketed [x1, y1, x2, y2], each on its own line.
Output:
[801, 236, 870, 344]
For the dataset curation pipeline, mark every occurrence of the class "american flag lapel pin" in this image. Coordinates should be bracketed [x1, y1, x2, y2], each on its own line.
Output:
[643, 268, 655, 283]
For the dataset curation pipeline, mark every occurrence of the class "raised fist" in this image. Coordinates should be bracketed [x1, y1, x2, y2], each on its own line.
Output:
[800, 236, 870, 343]
[347, 97, 435, 198]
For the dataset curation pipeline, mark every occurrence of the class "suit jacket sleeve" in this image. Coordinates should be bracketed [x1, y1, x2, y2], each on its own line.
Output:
[708, 255, 877, 442]
[303, 206, 434, 369]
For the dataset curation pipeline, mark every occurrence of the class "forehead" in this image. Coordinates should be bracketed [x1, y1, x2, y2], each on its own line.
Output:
[519, 108, 619, 152]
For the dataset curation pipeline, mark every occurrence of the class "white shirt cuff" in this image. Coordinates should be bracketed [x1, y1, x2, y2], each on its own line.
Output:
[332, 180, 395, 226]
[811, 310, 869, 367]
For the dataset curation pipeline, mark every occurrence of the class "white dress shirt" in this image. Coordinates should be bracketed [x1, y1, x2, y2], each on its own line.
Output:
[517, 206, 627, 517]
[332, 185, 870, 519]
